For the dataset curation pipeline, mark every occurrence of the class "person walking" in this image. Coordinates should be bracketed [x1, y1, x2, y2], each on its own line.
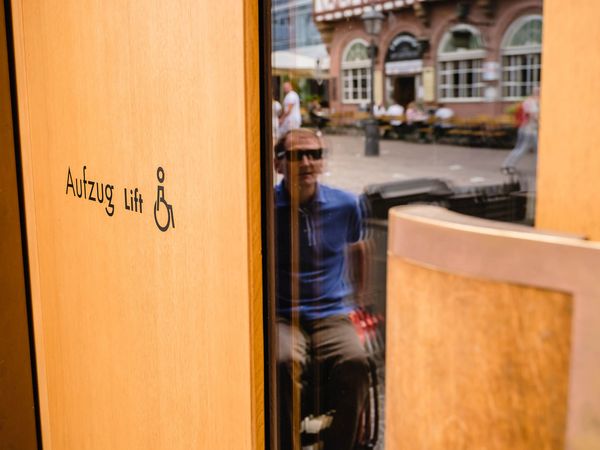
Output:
[502, 87, 540, 174]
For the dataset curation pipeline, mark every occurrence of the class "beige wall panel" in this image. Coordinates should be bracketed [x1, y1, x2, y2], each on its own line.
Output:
[536, 1, 600, 239]
[10, 0, 262, 449]
[386, 258, 571, 450]
[0, 1, 38, 447]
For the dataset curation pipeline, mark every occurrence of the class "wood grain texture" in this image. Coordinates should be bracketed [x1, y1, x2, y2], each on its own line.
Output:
[0, 1, 38, 447]
[536, 0, 600, 239]
[10, 0, 262, 448]
[386, 206, 600, 449]
[243, 2, 264, 450]
[386, 258, 572, 450]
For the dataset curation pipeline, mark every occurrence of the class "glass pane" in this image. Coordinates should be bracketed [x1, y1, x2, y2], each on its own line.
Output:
[346, 42, 369, 62]
[510, 17, 543, 47]
[268, 3, 543, 449]
[441, 27, 484, 53]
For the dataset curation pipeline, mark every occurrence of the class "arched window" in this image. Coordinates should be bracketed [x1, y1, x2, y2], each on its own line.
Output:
[437, 25, 486, 101]
[341, 39, 371, 104]
[501, 15, 542, 99]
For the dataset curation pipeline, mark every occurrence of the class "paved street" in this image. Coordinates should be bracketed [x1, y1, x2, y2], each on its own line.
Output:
[318, 134, 537, 195]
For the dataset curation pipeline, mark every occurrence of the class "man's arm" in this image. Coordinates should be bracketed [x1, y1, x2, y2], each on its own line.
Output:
[279, 102, 293, 124]
[347, 239, 372, 307]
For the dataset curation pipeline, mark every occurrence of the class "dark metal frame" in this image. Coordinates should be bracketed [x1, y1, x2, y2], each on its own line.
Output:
[258, 0, 278, 448]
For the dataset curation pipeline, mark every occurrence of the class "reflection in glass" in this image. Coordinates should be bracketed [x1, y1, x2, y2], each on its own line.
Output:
[273, 129, 374, 450]
[501, 15, 542, 100]
[268, 2, 544, 449]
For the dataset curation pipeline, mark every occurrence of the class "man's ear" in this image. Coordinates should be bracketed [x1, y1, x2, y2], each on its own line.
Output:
[274, 157, 284, 174]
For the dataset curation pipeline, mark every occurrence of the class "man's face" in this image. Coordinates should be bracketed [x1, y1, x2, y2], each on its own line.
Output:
[283, 82, 292, 93]
[276, 132, 324, 192]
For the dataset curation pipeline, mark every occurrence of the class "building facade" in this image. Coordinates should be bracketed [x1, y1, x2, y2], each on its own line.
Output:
[315, 0, 543, 117]
[272, 0, 330, 104]
[273, 0, 324, 50]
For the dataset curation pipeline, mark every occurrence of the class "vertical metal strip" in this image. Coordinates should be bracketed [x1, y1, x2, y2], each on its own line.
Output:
[258, 0, 278, 448]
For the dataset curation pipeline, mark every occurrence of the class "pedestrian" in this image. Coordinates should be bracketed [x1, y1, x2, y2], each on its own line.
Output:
[502, 87, 540, 174]
[272, 98, 282, 144]
[274, 128, 370, 450]
[279, 81, 302, 138]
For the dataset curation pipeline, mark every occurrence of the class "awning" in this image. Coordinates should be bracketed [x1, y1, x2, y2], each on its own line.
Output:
[271, 45, 330, 79]
[385, 59, 423, 75]
[315, 0, 427, 23]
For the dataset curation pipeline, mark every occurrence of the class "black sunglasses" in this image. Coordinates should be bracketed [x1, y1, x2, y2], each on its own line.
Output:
[277, 148, 323, 162]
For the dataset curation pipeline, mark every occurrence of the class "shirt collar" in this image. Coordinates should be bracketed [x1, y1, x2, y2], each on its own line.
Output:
[275, 181, 327, 207]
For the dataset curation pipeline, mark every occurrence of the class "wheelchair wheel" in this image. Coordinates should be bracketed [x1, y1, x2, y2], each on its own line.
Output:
[354, 358, 379, 450]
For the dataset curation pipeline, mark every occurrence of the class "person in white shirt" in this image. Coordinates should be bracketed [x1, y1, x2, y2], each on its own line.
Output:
[373, 103, 386, 118]
[434, 106, 454, 121]
[386, 103, 404, 126]
[433, 104, 455, 141]
[279, 81, 302, 138]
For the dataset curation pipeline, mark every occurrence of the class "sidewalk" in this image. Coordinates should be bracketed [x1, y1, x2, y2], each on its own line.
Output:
[320, 134, 537, 195]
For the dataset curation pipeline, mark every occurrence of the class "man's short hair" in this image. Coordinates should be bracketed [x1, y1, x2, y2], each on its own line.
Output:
[274, 128, 323, 160]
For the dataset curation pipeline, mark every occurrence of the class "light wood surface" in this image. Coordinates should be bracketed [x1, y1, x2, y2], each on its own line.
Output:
[386, 206, 600, 450]
[536, 1, 600, 239]
[10, 0, 262, 448]
[0, 1, 38, 447]
[244, 2, 264, 449]
[387, 259, 571, 449]
[386, 257, 571, 450]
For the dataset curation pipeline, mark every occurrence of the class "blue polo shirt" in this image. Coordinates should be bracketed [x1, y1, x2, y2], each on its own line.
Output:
[275, 181, 363, 320]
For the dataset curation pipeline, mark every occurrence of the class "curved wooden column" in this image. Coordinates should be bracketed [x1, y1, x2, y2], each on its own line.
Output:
[386, 205, 600, 450]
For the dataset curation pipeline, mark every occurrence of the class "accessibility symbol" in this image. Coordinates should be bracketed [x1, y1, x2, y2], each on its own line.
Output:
[154, 167, 175, 232]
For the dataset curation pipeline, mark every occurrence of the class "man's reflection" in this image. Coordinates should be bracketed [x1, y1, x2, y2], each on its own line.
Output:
[274, 128, 370, 450]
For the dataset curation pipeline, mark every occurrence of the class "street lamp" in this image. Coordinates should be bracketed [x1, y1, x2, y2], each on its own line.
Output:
[361, 9, 385, 156]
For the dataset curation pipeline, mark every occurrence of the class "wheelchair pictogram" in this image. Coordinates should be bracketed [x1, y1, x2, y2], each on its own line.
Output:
[154, 167, 175, 232]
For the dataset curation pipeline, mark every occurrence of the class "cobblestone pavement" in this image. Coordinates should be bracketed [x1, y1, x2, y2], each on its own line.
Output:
[318, 134, 537, 195]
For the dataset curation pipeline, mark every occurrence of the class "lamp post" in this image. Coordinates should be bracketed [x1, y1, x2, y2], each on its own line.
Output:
[361, 9, 385, 156]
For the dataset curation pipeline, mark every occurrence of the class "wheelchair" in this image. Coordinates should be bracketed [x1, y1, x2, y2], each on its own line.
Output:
[300, 308, 383, 450]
